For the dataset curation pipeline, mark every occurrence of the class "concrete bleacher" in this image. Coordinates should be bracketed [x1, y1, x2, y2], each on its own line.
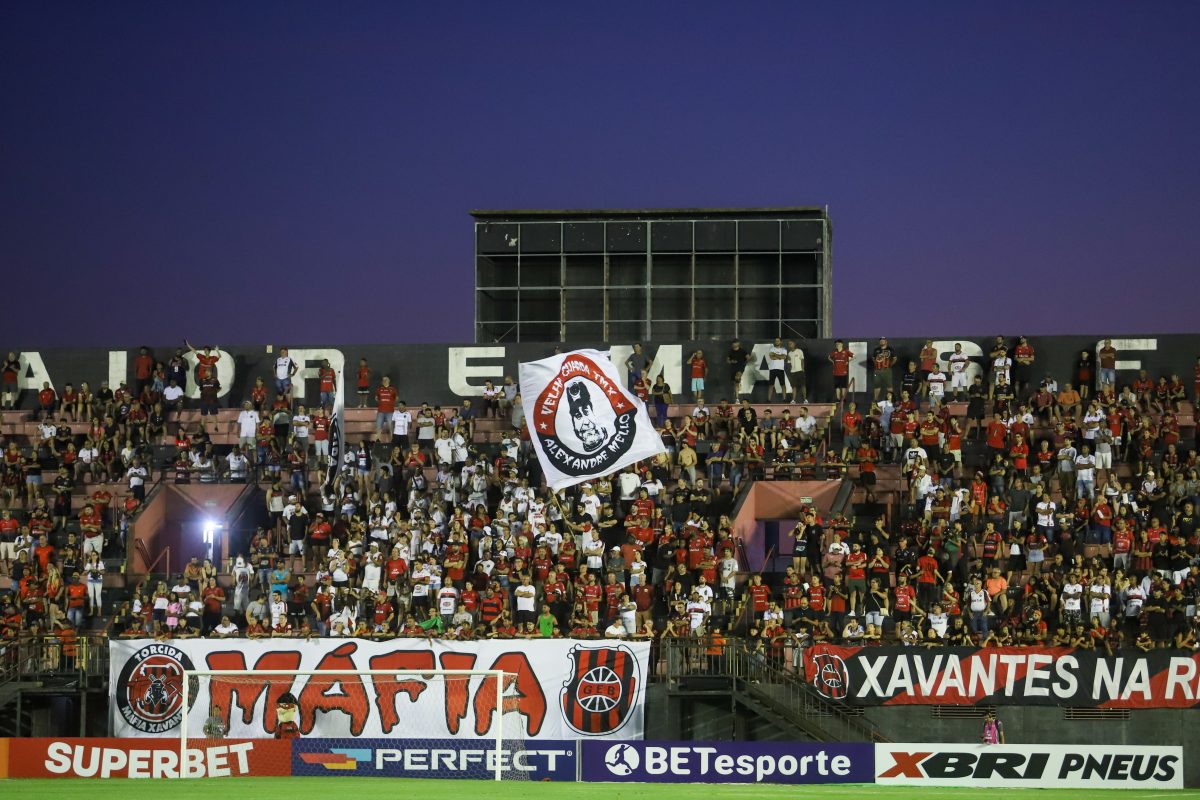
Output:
[1, 392, 1192, 621]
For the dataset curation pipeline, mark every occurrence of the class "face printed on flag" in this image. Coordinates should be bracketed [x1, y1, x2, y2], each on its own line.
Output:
[520, 350, 666, 491]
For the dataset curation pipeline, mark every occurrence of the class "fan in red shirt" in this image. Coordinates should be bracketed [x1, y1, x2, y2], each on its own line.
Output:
[372, 592, 395, 628]
[186, 342, 220, 382]
[531, 547, 553, 583]
[478, 589, 504, 625]
[746, 574, 772, 618]
[246, 377, 268, 411]
[688, 351, 708, 403]
[855, 442, 879, 501]
[892, 576, 916, 623]
[827, 340, 853, 402]
[317, 361, 337, 409]
[581, 579, 603, 622]
[807, 581, 826, 618]
[1009, 435, 1029, 475]
[90, 488, 113, 525]
[686, 533, 709, 570]
[844, 545, 868, 610]
[375, 377, 399, 433]
[460, 583, 480, 614]
[306, 514, 332, 570]
[915, 548, 941, 609]
[38, 383, 56, 414]
[603, 575, 623, 618]
[632, 491, 655, 520]
[985, 413, 1008, 456]
[918, 415, 941, 461]
[78, 503, 103, 554]
[133, 347, 154, 393]
[840, 404, 863, 459]
[311, 411, 331, 466]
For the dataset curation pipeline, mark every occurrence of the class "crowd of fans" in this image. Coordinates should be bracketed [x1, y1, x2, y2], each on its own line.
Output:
[2, 338, 1200, 670]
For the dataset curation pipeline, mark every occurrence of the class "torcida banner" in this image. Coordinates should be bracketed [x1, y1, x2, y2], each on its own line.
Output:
[109, 638, 648, 740]
[805, 644, 1200, 708]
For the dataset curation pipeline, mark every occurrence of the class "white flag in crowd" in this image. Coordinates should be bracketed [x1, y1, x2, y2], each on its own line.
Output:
[518, 349, 666, 491]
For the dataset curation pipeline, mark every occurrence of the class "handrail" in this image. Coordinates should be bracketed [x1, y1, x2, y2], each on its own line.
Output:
[732, 645, 889, 742]
[135, 538, 171, 578]
[659, 636, 888, 743]
[1, 634, 108, 680]
[0, 640, 19, 688]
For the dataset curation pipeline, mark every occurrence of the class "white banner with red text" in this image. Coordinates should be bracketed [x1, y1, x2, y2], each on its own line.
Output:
[109, 638, 648, 740]
[875, 743, 1183, 789]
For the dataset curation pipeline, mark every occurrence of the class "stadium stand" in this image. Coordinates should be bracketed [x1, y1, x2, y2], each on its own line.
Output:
[1, 337, 1199, 683]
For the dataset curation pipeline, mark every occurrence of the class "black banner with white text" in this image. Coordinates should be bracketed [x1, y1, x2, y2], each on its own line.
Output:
[805, 644, 1200, 708]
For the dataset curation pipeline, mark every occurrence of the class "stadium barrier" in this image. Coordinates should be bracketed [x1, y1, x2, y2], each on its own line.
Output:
[0, 737, 291, 778]
[292, 738, 578, 780]
[875, 743, 1184, 789]
[806, 644, 1200, 708]
[0, 738, 1187, 787]
[580, 740, 873, 784]
[108, 638, 650, 740]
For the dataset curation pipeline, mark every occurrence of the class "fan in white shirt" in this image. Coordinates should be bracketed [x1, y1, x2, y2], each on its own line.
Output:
[437, 585, 460, 617]
[392, 408, 413, 437]
[237, 406, 260, 439]
[686, 597, 711, 630]
[538, 528, 563, 555]
[604, 621, 629, 638]
[213, 619, 240, 637]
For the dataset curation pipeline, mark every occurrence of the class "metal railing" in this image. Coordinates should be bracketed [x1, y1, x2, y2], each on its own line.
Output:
[733, 646, 888, 742]
[1, 634, 109, 680]
[135, 538, 171, 578]
[658, 636, 888, 742]
[0, 639, 19, 687]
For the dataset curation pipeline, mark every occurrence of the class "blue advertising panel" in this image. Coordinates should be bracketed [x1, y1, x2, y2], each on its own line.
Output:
[581, 740, 874, 784]
[293, 738, 577, 781]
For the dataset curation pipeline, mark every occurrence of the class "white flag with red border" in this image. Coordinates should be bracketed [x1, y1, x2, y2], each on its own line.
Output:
[518, 349, 666, 491]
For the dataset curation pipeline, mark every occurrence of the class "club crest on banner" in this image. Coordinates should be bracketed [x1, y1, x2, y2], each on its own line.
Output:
[114, 644, 199, 734]
[811, 651, 850, 700]
[560, 645, 640, 735]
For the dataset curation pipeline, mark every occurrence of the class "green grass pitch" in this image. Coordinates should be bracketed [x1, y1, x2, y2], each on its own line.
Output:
[3, 779, 1199, 799]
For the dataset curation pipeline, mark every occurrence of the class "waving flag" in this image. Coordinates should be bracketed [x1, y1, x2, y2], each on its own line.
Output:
[519, 349, 666, 491]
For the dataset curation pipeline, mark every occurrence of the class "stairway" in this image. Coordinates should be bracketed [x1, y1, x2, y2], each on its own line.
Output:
[729, 647, 888, 743]
[0, 678, 41, 737]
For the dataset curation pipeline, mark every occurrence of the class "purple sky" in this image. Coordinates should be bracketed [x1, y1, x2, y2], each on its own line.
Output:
[3, 2, 1198, 348]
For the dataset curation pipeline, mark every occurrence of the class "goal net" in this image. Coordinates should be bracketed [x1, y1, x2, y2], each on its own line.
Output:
[181, 669, 529, 780]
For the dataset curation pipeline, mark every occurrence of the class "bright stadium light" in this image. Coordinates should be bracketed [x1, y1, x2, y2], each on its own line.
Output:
[202, 520, 222, 561]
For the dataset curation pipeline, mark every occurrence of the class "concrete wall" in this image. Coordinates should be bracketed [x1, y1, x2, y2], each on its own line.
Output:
[3, 335, 1189, 409]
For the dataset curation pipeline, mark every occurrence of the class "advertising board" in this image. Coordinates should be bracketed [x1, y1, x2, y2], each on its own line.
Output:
[875, 743, 1183, 789]
[581, 740, 874, 784]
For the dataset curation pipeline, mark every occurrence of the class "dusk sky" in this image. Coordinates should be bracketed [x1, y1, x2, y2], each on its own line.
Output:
[3, 2, 1198, 348]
